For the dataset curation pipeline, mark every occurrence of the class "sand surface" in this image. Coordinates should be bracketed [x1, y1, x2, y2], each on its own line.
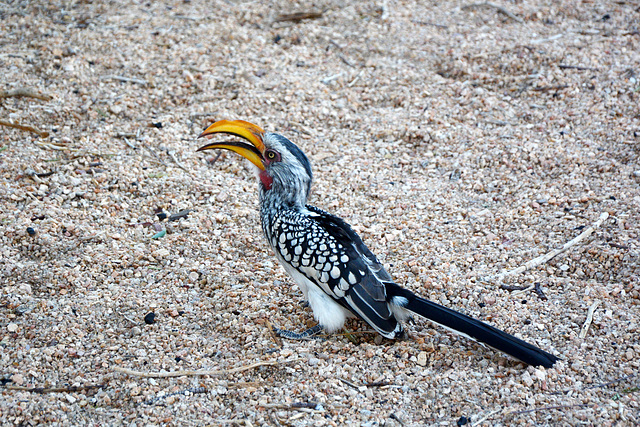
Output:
[1, 0, 639, 425]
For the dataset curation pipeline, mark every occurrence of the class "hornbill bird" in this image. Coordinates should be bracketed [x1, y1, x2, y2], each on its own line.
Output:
[197, 119, 559, 368]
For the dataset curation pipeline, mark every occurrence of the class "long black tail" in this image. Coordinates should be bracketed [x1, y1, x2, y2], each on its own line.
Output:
[388, 284, 559, 368]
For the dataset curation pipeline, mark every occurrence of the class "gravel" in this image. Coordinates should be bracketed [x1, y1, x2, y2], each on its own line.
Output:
[1, 0, 639, 425]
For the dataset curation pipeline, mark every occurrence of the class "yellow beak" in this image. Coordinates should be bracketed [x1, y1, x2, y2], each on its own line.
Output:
[197, 120, 266, 171]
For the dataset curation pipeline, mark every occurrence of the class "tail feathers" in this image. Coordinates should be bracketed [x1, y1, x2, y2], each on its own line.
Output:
[391, 287, 559, 368]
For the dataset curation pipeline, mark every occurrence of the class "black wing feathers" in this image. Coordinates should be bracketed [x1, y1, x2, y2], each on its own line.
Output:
[306, 205, 399, 336]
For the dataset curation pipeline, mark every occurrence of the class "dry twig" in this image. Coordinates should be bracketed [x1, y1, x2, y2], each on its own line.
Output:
[488, 212, 609, 281]
[579, 300, 600, 339]
[259, 402, 322, 412]
[533, 84, 569, 92]
[500, 284, 528, 291]
[103, 75, 148, 85]
[462, 2, 524, 23]
[584, 374, 636, 390]
[113, 359, 298, 378]
[142, 142, 168, 167]
[411, 19, 448, 29]
[471, 409, 501, 426]
[558, 64, 599, 71]
[508, 403, 592, 416]
[5, 384, 105, 394]
[0, 88, 52, 101]
[0, 119, 49, 137]
[265, 319, 283, 348]
[275, 11, 323, 23]
[34, 140, 78, 151]
[167, 149, 190, 173]
[339, 378, 362, 391]
[214, 419, 254, 426]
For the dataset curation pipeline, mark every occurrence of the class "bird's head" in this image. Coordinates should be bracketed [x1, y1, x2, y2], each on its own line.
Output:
[198, 120, 313, 207]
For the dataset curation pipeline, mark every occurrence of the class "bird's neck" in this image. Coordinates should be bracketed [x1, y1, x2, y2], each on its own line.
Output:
[259, 184, 307, 214]
[259, 186, 307, 245]
[258, 168, 311, 212]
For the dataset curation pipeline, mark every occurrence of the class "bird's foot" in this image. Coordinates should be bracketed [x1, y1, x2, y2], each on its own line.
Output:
[273, 324, 324, 340]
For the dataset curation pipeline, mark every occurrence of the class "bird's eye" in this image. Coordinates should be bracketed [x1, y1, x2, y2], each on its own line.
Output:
[265, 150, 279, 161]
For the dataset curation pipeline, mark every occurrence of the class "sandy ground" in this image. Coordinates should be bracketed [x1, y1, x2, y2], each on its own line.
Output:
[1, 0, 639, 425]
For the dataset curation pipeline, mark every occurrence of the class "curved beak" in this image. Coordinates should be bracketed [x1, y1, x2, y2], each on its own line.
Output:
[197, 120, 266, 171]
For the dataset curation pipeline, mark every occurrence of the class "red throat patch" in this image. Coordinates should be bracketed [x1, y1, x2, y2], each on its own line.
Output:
[259, 170, 273, 190]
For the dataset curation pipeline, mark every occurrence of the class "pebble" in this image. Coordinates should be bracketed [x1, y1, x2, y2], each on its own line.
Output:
[151, 230, 167, 239]
[10, 374, 24, 385]
[416, 351, 428, 367]
[521, 372, 534, 387]
[7, 323, 18, 332]
[144, 312, 156, 325]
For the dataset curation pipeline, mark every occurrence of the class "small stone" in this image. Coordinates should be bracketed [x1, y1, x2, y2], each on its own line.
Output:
[144, 312, 156, 324]
[151, 230, 166, 239]
[416, 351, 428, 367]
[169, 209, 191, 222]
[154, 248, 170, 257]
[18, 283, 32, 295]
[108, 104, 122, 115]
[308, 357, 320, 366]
[7, 323, 18, 332]
[522, 371, 534, 387]
[483, 295, 496, 305]
[533, 369, 546, 381]
[10, 374, 24, 385]
[26, 227, 36, 236]
[188, 271, 199, 281]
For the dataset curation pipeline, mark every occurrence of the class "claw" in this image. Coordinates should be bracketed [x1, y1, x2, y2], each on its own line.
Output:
[273, 324, 324, 340]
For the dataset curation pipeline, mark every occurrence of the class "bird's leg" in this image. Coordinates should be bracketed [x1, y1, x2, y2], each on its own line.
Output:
[273, 324, 324, 340]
